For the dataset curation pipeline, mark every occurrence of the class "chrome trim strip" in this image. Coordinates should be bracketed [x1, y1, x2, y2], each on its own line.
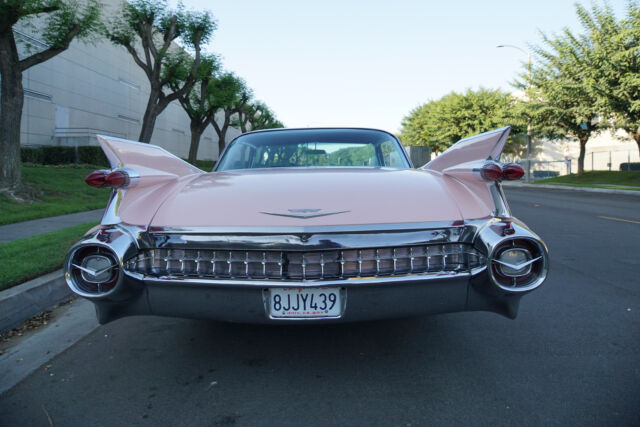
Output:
[123, 268, 482, 288]
[148, 218, 491, 235]
[491, 182, 511, 218]
[146, 227, 477, 251]
[101, 189, 122, 225]
[119, 167, 140, 189]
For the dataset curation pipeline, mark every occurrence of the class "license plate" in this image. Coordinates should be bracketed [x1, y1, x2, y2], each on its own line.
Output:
[268, 287, 342, 318]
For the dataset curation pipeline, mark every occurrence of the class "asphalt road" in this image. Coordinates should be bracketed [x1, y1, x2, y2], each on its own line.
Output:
[1, 187, 639, 426]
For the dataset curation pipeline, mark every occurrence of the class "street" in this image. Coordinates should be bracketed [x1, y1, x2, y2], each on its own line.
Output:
[1, 187, 638, 426]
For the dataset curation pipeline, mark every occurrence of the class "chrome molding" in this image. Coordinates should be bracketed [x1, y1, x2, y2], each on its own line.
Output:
[260, 210, 350, 219]
[125, 243, 486, 282]
[474, 219, 549, 293]
[123, 268, 480, 289]
[493, 249, 541, 277]
[101, 189, 122, 225]
[147, 218, 491, 236]
[64, 227, 138, 298]
[147, 226, 478, 252]
[490, 182, 511, 218]
[119, 168, 140, 189]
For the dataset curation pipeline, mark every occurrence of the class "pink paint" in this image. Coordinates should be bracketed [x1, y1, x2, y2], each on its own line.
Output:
[95, 128, 511, 228]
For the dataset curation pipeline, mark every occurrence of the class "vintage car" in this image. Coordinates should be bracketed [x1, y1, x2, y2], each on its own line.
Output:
[65, 127, 548, 324]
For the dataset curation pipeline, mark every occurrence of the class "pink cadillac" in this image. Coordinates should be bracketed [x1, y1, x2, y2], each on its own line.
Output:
[64, 127, 548, 323]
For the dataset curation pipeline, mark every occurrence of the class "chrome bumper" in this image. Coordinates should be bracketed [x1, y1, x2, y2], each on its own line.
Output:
[65, 218, 547, 324]
[88, 272, 521, 324]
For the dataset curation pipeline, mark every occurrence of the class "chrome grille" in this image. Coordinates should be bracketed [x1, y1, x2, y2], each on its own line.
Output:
[125, 244, 486, 281]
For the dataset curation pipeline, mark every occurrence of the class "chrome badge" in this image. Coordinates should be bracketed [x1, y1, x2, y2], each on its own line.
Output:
[260, 208, 349, 219]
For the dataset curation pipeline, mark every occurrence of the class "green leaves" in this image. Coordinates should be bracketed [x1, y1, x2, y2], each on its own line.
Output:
[517, 1, 640, 173]
[399, 88, 523, 155]
[1, 0, 102, 55]
[41, 0, 102, 49]
[106, 0, 219, 141]
[109, 0, 215, 53]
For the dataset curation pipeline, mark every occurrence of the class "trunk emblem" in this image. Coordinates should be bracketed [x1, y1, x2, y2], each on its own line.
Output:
[260, 209, 350, 219]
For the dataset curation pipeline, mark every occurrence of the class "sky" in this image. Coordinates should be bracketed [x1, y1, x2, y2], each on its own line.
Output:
[170, 0, 628, 133]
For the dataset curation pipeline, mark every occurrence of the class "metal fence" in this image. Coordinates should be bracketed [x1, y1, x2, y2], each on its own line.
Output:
[515, 160, 571, 180]
[586, 150, 638, 172]
[514, 149, 639, 180]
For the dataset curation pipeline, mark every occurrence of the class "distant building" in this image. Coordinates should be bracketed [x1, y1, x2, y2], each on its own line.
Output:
[14, 0, 239, 160]
[534, 131, 639, 173]
[507, 90, 640, 174]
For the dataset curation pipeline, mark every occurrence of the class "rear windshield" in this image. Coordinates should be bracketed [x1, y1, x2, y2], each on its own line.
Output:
[216, 129, 410, 171]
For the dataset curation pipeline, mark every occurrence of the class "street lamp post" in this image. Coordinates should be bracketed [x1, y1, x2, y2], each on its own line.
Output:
[497, 44, 532, 183]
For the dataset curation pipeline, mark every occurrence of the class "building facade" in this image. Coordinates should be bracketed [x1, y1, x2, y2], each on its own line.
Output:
[15, 0, 239, 161]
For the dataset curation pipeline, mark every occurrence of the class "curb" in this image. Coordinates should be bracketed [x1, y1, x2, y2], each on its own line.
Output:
[502, 182, 640, 196]
[0, 270, 72, 333]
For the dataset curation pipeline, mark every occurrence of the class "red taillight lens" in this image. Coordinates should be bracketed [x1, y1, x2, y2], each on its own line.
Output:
[85, 169, 130, 188]
[502, 163, 525, 180]
[85, 170, 108, 188]
[480, 163, 503, 181]
[105, 170, 129, 188]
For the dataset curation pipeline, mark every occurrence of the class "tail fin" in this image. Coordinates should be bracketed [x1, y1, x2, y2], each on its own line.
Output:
[95, 136, 204, 226]
[98, 135, 202, 182]
[421, 127, 515, 219]
[422, 126, 510, 174]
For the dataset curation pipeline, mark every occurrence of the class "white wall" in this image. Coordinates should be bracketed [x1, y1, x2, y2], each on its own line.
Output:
[15, 0, 240, 161]
[531, 131, 639, 173]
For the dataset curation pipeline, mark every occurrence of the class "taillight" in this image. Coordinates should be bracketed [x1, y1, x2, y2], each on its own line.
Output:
[69, 246, 120, 294]
[502, 163, 525, 180]
[489, 238, 547, 292]
[85, 170, 108, 187]
[85, 169, 132, 189]
[480, 163, 503, 181]
[105, 170, 129, 188]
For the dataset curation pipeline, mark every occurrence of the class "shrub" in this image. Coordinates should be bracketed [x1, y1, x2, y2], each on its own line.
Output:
[619, 162, 640, 171]
[77, 146, 109, 166]
[41, 146, 75, 164]
[20, 146, 109, 166]
[20, 147, 45, 164]
[194, 159, 216, 170]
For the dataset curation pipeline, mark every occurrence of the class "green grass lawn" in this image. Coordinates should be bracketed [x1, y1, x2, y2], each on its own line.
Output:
[0, 164, 110, 225]
[0, 221, 98, 291]
[534, 171, 640, 190]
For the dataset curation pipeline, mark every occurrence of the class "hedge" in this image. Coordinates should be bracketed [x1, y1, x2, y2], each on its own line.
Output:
[21, 146, 216, 169]
[619, 162, 640, 171]
[21, 146, 109, 167]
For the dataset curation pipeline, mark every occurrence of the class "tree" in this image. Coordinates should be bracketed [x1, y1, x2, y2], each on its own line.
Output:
[170, 54, 220, 164]
[107, 0, 216, 143]
[518, 23, 603, 175]
[235, 101, 284, 133]
[574, 2, 640, 155]
[0, 0, 101, 194]
[209, 73, 247, 155]
[399, 88, 524, 155]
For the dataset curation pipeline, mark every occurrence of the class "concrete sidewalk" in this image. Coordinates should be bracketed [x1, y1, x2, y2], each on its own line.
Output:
[0, 209, 103, 243]
[501, 181, 640, 196]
